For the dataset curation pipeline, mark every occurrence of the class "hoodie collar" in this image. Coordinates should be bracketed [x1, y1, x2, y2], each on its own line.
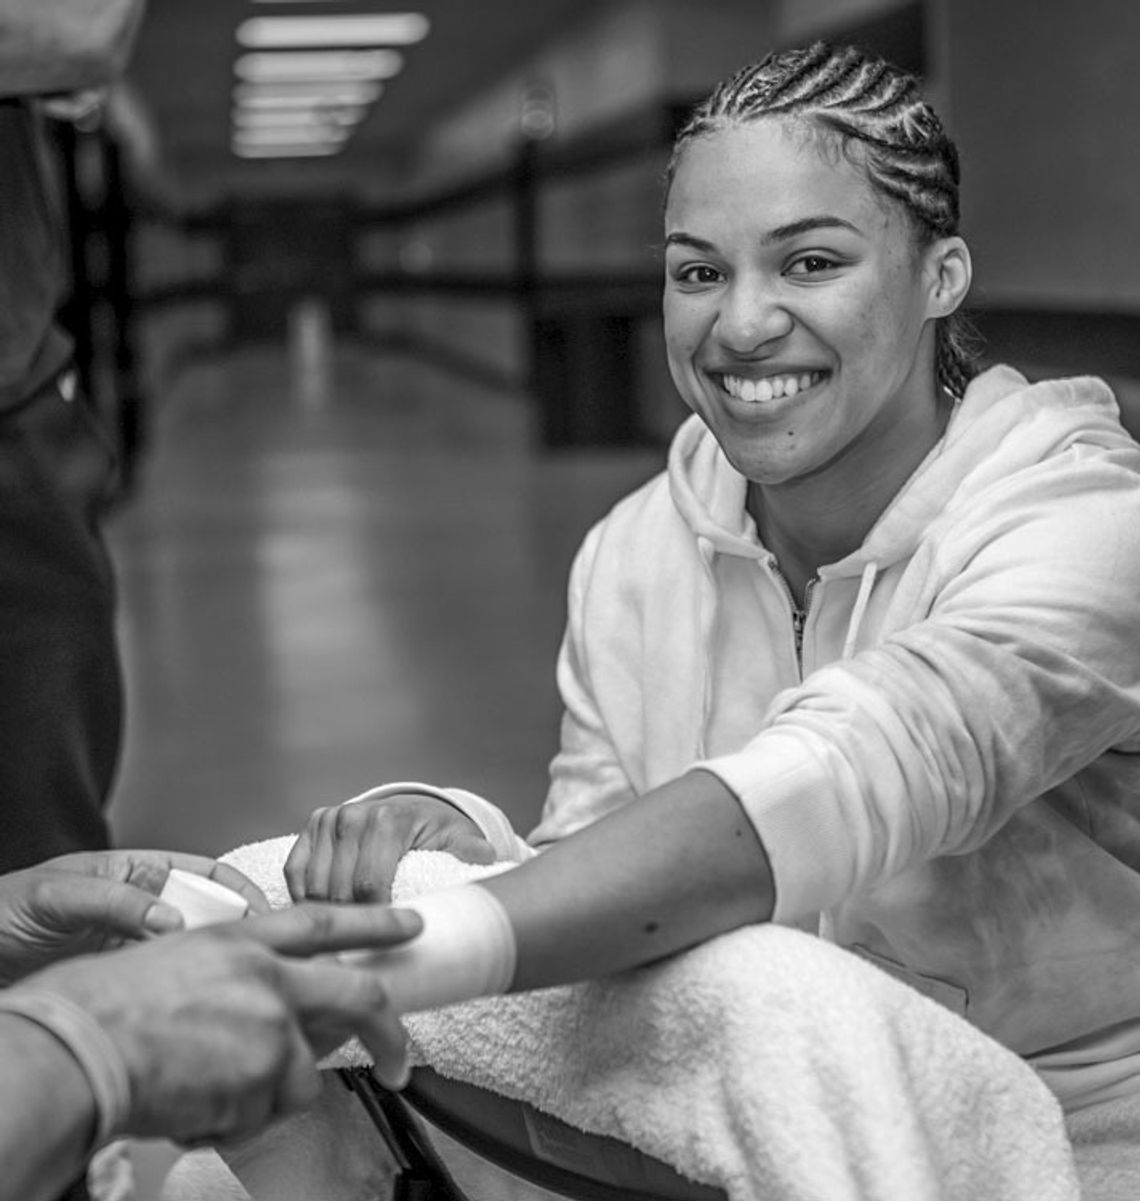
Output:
[668, 366, 1127, 580]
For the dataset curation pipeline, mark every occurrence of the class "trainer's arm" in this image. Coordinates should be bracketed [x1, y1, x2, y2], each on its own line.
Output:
[0, 1014, 98, 1201]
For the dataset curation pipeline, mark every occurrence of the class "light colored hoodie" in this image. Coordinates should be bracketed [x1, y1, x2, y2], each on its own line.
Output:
[427, 365, 1140, 1113]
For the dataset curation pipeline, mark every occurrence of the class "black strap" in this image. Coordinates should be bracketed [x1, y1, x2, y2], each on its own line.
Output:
[340, 1066, 727, 1201]
[338, 1068, 469, 1201]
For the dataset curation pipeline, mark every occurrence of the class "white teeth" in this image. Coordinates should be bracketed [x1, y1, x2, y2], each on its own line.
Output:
[721, 371, 822, 402]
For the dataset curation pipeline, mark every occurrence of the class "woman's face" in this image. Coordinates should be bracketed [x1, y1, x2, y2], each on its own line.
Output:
[663, 118, 943, 488]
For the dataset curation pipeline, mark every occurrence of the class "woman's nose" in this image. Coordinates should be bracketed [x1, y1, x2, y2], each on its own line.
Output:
[713, 280, 793, 353]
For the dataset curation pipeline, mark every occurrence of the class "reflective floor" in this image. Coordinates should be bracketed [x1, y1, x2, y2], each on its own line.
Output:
[108, 332, 663, 1198]
[108, 336, 662, 862]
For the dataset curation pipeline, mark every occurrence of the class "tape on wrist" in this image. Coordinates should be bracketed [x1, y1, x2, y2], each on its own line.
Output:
[342, 883, 517, 1015]
[0, 989, 130, 1147]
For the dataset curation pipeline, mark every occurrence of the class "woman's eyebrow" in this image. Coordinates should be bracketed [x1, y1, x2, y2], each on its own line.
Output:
[665, 216, 864, 254]
[761, 215, 863, 244]
[664, 232, 717, 252]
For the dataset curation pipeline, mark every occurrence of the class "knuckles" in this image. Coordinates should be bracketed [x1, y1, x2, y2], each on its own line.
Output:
[332, 803, 363, 837]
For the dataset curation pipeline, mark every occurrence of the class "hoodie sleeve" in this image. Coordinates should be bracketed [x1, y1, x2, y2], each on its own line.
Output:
[528, 521, 641, 848]
[699, 456, 1140, 925]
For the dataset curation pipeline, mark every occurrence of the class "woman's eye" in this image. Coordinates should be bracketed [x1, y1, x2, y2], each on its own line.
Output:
[786, 254, 840, 277]
[673, 264, 722, 286]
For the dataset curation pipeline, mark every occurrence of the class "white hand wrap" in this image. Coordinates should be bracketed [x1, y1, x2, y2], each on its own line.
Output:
[342, 884, 517, 1015]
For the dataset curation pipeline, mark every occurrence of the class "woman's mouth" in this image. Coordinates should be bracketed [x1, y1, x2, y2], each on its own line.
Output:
[719, 370, 827, 402]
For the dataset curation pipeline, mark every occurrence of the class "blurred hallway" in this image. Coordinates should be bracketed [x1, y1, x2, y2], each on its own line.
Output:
[107, 333, 662, 860]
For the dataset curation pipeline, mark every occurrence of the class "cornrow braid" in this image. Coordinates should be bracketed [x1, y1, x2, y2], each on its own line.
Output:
[669, 42, 979, 397]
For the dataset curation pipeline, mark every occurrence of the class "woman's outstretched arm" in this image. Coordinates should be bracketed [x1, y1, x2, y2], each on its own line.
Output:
[483, 769, 773, 990]
[358, 768, 775, 1015]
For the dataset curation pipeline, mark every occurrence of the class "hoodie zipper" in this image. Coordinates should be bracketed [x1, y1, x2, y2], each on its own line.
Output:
[767, 556, 817, 677]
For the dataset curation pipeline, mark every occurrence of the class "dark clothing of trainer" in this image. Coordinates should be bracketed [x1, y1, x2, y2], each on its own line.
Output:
[0, 98, 121, 871]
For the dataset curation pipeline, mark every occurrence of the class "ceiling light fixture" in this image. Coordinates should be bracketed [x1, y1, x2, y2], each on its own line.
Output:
[232, 107, 366, 129]
[232, 121, 349, 141]
[233, 143, 343, 159]
[233, 82, 383, 108]
[236, 14, 430, 49]
[234, 49, 404, 84]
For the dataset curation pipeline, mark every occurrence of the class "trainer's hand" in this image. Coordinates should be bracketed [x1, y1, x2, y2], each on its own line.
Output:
[37, 87, 106, 125]
[21, 902, 422, 1145]
[0, 0, 147, 95]
[286, 795, 495, 904]
[0, 850, 268, 986]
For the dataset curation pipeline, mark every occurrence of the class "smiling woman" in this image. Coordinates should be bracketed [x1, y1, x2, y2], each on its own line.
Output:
[276, 40, 1140, 1196]
[663, 118, 967, 561]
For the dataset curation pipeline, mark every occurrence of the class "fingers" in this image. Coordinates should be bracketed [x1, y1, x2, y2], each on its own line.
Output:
[36, 873, 172, 942]
[38, 851, 271, 917]
[291, 803, 406, 904]
[241, 903, 422, 958]
[122, 852, 269, 915]
[446, 831, 498, 867]
[272, 1026, 325, 1118]
[289, 795, 487, 904]
[283, 825, 314, 903]
[295, 808, 339, 901]
[354, 1001, 412, 1089]
[282, 958, 411, 1089]
[328, 805, 371, 903]
[336, 805, 405, 904]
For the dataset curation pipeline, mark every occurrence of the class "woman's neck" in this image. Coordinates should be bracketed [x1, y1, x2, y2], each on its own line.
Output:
[749, 387, 954, 605]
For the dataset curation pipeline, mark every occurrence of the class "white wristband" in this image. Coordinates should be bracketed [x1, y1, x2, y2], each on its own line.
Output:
[342, 884, 517, 1015]
[0, 989, 131, 1147]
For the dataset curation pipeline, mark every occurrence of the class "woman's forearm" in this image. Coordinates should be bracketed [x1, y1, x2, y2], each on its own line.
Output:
[0, 1014, 95, 1201]
[482, 770, 774, 991]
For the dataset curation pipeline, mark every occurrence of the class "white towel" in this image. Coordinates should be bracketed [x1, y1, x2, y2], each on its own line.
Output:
[222, 836, 1080, 1201]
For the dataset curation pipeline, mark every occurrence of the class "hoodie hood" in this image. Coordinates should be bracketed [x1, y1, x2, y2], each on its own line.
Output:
[667, 365, 1131, 580]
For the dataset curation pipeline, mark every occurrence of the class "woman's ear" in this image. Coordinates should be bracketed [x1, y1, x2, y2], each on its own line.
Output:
[923, 236, 972, 319]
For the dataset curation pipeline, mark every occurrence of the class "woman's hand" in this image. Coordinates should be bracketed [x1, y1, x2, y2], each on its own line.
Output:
[0, 850, 269, 986]
[285, 795, 495, 904]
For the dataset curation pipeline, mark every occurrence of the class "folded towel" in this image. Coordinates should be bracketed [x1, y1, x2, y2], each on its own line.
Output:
[222, 837, 1079, 1201]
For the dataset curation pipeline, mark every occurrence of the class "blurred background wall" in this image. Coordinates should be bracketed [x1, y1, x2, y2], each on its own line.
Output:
[54, 0, 1139, 841]
[77, 0, 1133, 489]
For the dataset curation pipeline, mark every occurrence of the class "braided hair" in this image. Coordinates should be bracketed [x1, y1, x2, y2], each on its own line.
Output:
[669, 42, 978, 397]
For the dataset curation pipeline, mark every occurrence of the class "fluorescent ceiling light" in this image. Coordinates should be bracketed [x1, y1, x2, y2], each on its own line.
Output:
[234, 49, 403, 83]
[233, 82, 383, 108]
[233, 143, 343, 158]
[237, 14, 430, 49]
[233, 124, 349, 145]
[232, 107, 366, 128]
